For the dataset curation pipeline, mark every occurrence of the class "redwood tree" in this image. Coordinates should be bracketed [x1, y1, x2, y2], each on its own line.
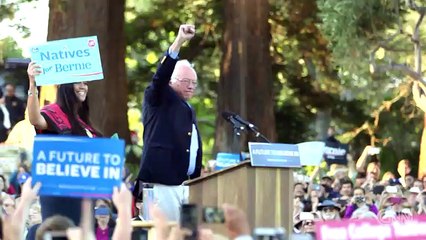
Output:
[214, 0, 276, 153]
[47, 0, 130, 141]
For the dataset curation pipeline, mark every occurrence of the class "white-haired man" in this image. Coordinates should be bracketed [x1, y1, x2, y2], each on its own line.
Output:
[136, 24, 203, 221]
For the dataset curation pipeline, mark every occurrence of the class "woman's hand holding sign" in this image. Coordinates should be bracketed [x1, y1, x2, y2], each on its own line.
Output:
[26, 61, 48, 130]
[27, 61, 42, 84]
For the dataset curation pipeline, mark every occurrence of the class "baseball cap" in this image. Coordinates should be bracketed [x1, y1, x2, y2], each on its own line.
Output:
[409, 187, 421, 194]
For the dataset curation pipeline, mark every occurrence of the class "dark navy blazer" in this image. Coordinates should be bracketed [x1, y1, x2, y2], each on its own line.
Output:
[137, 53, 203, 185]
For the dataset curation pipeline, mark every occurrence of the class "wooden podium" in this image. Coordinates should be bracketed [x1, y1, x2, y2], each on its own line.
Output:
[185, 161, 294, 237]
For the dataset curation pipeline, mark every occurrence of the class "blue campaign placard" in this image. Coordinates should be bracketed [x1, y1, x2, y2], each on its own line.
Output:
[30, 36, 104, 86]
[248, 142, 301, 168]
[32, 135, 124, 198]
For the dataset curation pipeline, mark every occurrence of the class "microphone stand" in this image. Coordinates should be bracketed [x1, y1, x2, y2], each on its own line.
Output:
[248, 127, 271, 143]
[231, 122, 245, 162]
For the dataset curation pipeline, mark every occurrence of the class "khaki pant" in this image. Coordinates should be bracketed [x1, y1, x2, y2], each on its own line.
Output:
[152, 184, 189, 221]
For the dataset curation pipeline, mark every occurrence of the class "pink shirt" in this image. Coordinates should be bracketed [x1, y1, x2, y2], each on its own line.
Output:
[95, 226, 109, 240]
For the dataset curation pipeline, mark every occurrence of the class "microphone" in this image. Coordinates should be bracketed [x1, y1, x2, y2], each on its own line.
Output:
[221, 111, 270, 143]
[222, 112, 245, 129]
[221, 111, 258, 131]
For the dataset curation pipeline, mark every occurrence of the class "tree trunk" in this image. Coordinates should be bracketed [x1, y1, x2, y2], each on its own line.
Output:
[47, 0, 130, 142]
[214, 0, 276, 154]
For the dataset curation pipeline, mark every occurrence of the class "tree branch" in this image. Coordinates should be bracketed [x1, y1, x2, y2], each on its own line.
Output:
[407, 0, 426, 13]
[342, 87, 408, 146]
[412, 8, 425, 73]
[370, 1, 426, 85]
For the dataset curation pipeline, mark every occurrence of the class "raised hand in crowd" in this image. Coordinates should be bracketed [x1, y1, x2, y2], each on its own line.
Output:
[65, 199, 96, 240]
[150, 203, 250, 240]
[150, 204, 190, 240]
[111, 183, 133, 240]
[222, 203, 251, 239]
[2, 177, 41, 240]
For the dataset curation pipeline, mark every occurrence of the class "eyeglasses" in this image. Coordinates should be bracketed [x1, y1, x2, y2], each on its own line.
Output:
[174, 78, 198, 87]
[304, 221, 314, 226]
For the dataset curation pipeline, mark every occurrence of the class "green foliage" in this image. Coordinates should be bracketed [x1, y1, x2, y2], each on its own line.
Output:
[125, 0, 222, 162]
[0, 36, 23, 59]
[317, 0, 400, 75]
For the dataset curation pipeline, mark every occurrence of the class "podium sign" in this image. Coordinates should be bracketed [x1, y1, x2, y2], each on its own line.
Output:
[248, 142, 301, 168]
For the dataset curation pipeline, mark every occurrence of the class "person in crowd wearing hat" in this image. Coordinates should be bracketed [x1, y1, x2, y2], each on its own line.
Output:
[317, 200, 341, 221]
[344, 187, 378, 218]
[293, 211, 321, 236]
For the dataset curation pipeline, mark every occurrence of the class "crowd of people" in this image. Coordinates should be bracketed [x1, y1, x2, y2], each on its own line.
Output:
[292, 145, 426, 237]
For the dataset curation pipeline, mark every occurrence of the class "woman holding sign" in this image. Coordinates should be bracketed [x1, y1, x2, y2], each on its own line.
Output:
[27, 61, 101, 225]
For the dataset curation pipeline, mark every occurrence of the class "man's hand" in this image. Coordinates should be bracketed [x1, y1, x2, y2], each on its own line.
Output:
[170, 24, 195, 53]
[222, 203, 250, 239]
[176, 24, 195, 43]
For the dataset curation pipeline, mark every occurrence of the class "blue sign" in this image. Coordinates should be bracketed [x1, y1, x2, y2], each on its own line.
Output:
[30, 36, 104, 86]
[32, 135, 125, 198]
[215, 152, 240, 170]
[248, 142, 301, 168]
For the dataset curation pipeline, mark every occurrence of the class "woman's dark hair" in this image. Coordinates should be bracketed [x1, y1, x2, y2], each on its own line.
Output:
[56, 83, 100, 136]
